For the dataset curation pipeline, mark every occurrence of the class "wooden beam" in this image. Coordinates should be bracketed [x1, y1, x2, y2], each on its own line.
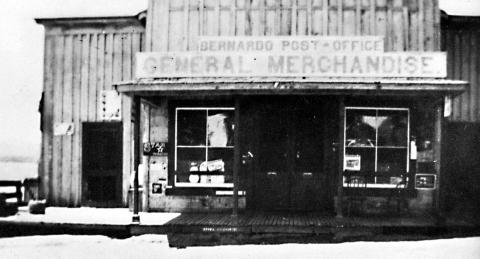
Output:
[336, 96, 345, 218]
[232, 96, 241, 218]
[132, 95, 141, 223]
[434, 101, 443, 217]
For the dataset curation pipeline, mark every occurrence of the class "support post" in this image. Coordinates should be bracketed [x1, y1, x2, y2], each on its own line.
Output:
[132, 96, 141, 224]
[434, 101, 444, 218]
[232, 97, 240, 219]
[336, 97, 345, 218]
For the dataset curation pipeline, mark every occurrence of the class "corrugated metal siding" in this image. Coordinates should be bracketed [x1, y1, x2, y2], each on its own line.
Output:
[146, 0, 440, 52]
[444, 27, 480, 122]
[40, 22, 144, 206]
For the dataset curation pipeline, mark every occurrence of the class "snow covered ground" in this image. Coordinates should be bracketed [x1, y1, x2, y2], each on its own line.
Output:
[0, 207, 180, 225]
[0, 235, 478, 259]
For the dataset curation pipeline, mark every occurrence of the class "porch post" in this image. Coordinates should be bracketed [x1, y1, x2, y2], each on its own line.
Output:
[434, 101, 444, 217]
[336, 97, 345, 218]
[132, 95, 141, 223]
[232, 97, 240, 217]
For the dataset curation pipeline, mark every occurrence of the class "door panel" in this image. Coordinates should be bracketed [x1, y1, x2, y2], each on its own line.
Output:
[82, 122, 123, 207]
[255, 105, 291, 210]
[250, 98, 332, 212]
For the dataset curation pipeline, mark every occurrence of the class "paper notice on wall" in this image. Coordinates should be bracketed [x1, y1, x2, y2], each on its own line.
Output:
[410, 141, 418, 160]
[54, 122, 74, 136]
[99, 90, 121, 121]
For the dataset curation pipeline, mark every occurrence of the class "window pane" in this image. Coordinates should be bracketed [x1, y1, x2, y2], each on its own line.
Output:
[377, 148, 407, 175]
[207, 110, 234, 147]
[346, 109, 376, 147]
[377, 110, 408, 147]
[176, 148, 205, 183]
[345, 147, 375, 173]
[207, 148, 233, 183]
[177, 110, 206, 146]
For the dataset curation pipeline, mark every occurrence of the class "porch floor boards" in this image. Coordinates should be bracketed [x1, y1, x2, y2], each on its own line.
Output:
[165, 212, 440, 234]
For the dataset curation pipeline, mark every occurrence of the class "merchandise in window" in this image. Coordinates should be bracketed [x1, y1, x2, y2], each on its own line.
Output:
[175, 108, 234, 187]
[344, 107, 409, 188]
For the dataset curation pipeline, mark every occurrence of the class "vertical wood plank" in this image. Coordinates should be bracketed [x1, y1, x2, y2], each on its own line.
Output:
[392, 0, 403, 51]
[41, 35, 55, 202]
[322, 0, 328, 35]
[418, 0, 424, 51]
[183, 0, 190, 50]
[424, 0, 434, 51]
[291, 0, 297, 35]
[328, 0, 338, 35]
[307, 0, 312, 35]
[113, 33, 123, 85]
[131, 33, 142, 79]
[61, 34, 74, 206]
[452, 32, 461, 120]
[230, 0, 237, 35]
[52, 35, 64, 205]
[433, 0, 440, 51]
[103, 33, 114, 92]
[122, 33, 132, 81]
[337, 0, 343, 35]
[355, 0, 361, 35]
[145, 0, 155, 51]
[343, 0, 355, 35]
[95, 34, 105, 121]
[188, 0, 200, 49]
[88, 34, 97, 122]
[375, 0, 387, 48]
[281, 0, 292, 35]
[409, 1, 418, 51]
[369, 0, 375, 36]
[312, 0, 322, 35]
[297, 0, 307, 35]
[266, 0, 276, 35]
[236, 0, 246, 35]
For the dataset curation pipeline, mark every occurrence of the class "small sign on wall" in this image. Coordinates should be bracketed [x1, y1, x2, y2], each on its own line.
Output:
[143, 142, 168, 156]
[54, 122, 74, 136]
[99, 90, 121, 121]
[415, 174, 437, 189]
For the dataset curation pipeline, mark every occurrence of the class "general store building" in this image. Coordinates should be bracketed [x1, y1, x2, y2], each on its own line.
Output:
[36, 0, 479, 219]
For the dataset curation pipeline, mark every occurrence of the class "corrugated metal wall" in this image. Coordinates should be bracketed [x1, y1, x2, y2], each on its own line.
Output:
[40, 19, 144, 206]
[146, 0, 440, 52]
[443, 21, 480, 122]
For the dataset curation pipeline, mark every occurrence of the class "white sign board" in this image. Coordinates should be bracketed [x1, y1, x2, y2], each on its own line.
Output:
[137, 51, 446, 78]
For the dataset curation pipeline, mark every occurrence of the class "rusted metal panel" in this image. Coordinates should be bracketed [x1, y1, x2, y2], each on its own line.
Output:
[147, 0, 439, 52]
[39, 19, 145, 206]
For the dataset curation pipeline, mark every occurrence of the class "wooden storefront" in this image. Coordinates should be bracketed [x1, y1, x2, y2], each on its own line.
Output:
[36, 0, 473, 219]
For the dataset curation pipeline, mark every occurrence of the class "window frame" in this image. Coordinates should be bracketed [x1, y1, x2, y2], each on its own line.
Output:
[174, 107, 235, 188]
[343, 106, 410, 189]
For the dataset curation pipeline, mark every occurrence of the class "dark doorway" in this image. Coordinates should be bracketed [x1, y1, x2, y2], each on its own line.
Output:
[82, 122, 123, 207]
[246, 97, 333, 212]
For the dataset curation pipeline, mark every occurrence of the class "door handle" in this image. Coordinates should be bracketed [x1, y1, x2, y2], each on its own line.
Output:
[267, 171, 277, 176]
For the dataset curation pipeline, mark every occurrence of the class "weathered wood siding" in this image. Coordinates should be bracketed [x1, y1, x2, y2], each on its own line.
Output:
[443, 17, 480, 122]
[146, 0, 440, 52]
[39, 18, 144, 206]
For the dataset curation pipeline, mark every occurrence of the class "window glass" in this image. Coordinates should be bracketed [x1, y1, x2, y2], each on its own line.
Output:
[177, 110, 206, 146]
[344, 108, 409, 188]
[175, 108, 234, 187]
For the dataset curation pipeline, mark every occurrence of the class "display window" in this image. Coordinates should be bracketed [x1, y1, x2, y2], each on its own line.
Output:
[174, 107, 235, 187]
[344, 107, 410, 188]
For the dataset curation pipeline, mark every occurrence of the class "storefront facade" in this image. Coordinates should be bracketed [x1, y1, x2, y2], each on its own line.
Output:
[37, 0, 469, 218]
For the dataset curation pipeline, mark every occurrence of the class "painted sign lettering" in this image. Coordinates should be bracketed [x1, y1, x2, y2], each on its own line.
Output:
[137, 52, 446, 78]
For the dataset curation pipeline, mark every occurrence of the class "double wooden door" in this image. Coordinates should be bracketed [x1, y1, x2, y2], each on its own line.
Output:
[247, 98, 332, 212]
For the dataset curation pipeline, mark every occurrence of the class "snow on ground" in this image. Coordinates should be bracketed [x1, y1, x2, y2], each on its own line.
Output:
[0, 235, 478, 259]
[0, 207, 180, 225]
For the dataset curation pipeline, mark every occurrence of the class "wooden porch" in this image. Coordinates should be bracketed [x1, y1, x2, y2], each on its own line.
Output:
[165, 211, 442, 234]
